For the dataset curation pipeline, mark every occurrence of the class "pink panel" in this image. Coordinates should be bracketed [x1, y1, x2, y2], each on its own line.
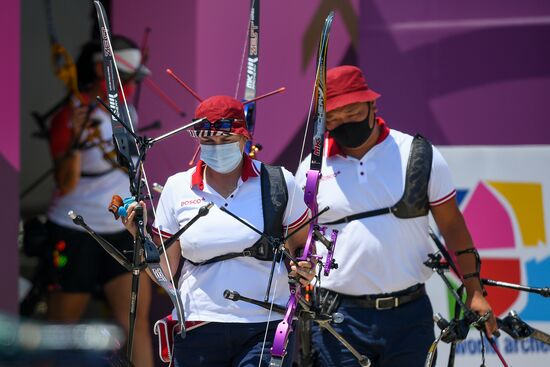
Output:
[113, 0, 358, 181]
[463, 182, 515, 249]
[430, 78, 550, 145]
[1, 0, 19, 314]
[113, 0, 199, 186]
[0, 0, 19, 170]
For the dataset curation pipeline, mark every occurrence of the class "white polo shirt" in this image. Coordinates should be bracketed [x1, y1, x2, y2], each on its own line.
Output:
[295, 119, 456, 295]
[152, 156, 309, 323]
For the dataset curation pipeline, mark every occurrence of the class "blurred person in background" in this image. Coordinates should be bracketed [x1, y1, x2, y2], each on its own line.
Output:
[45, 35, 153, 367]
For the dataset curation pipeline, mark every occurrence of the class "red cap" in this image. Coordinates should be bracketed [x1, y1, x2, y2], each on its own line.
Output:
[326, 65, 380, 112]
[193, 96, 250, 139]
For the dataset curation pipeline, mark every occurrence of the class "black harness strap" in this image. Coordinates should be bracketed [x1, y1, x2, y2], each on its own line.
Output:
[392, 134, 433, 218]
[81, 168, 116, 177]
[322, 134, 433, 226]
[322, 207, 392, 225]
[187, 163, 288, 266]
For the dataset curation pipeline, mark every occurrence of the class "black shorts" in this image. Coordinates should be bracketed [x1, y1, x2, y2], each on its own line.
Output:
[47, 221, 134, 293]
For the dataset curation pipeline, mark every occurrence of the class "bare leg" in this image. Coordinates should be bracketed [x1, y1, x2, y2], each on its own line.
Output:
[47, 292, 91, 322]
[105, 272, 153, 367]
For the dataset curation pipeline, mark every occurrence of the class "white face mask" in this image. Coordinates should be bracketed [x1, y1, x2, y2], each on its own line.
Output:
[200, 141, 243, 174]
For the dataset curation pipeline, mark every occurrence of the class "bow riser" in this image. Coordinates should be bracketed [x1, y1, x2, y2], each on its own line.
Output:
[93, 0, 186, 342]
[96, 9, 137, 189]
[270, 295, 297, 358]
[270, 11, 334, 363]
[244, 0, 260, 156]
[244, 0, 259, 100]
[304, 171, 321, 215]
[244, 0, 259, 99]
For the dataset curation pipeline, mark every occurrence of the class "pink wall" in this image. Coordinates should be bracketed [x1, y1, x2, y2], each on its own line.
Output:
[1, 0, 19, 314]
[196, 0, 358, 166]
[1, 0, 19, 171]
[113, 0, 358, 183]
[359, 0, 550, 145]
[113, 0, 198, 187]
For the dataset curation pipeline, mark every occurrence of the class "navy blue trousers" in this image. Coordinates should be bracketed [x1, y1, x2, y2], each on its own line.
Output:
[312, 294, 435, 367]
[173, 321, 295, 367]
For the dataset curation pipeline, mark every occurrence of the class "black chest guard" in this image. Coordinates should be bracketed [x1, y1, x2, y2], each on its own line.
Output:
[186, 163, 288, 266]
[322, 134, 433, 225]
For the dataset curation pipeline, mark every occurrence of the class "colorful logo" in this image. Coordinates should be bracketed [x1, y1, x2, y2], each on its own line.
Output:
[452, 181, 549, 321]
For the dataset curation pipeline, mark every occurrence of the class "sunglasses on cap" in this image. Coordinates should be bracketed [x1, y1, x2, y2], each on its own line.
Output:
[188, 118, 246, 138]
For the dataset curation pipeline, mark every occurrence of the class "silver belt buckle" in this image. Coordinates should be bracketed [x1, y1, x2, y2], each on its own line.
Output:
[375, 296, 399, 310]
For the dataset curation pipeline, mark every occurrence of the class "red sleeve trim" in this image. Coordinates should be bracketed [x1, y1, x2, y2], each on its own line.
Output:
[151, 226, 174, 240]
[430, 190, 457, 207]
[285, 209, 309, 230]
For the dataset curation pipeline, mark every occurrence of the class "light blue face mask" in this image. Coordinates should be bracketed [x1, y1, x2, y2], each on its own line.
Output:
[200, 141, 243, 174]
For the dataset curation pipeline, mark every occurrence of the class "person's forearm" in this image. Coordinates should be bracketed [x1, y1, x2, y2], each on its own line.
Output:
[153, 235, 180, 280]
[143, 245, 176, 287]
[54, 151, 82, 194]
[285, 225, 311, 258]
[441, 218, 484, 294]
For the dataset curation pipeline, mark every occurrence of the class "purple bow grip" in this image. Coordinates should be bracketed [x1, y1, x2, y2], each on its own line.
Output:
[270, 292, 298, 358]
[323, 229, 338, 276]
[303, 170, 320, 215]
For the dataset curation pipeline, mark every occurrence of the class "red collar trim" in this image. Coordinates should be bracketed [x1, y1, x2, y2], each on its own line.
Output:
[242, 155, 260, 181]
[326, 117, 390, 158]
[191, 155, 259, 190]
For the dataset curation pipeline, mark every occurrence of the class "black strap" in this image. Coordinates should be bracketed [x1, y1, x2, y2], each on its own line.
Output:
[463, 272, 481, 279]
[322, 207, 392, 225]
[186, 250, 252, 266]
[260, 163, 288, 243]
[455, 248, 479, 257]
[186, 163, 288, 266]
[391, 134, 432, 218]
[81, 168, 116, 177]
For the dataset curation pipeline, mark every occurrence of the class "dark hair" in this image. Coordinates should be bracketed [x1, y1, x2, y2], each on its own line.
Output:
[76, 35, 139, 91]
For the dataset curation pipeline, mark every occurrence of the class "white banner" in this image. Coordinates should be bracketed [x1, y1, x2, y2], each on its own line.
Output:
[426, 146, 550, 367]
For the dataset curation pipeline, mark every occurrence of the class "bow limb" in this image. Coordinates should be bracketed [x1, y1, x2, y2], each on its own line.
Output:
[267, 11, 335, 366]
[242, 0, 261, 157]
[93, 0, 185, 338]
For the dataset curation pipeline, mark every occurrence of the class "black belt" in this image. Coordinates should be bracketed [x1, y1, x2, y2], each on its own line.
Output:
[323, 283, 426, 310]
